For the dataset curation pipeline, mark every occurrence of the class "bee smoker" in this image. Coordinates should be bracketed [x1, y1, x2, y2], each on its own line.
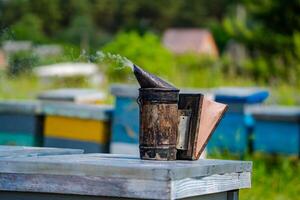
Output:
[134, 65, 228, 161]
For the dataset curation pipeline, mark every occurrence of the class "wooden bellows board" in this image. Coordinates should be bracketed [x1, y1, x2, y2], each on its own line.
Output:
[177, 94, 228, 160]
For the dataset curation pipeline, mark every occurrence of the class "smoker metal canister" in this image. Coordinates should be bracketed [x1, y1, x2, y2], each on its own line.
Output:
[138, 88, 179, 160]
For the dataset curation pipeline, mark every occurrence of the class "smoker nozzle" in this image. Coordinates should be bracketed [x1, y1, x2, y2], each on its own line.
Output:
[133, 64, 177, 89]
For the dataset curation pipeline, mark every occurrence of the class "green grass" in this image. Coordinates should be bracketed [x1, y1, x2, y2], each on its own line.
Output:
[0, 74, 45, 100]
[209, 153, 300, 200]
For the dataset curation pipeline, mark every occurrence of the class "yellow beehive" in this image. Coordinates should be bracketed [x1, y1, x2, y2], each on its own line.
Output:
[42, 103, 113, 153]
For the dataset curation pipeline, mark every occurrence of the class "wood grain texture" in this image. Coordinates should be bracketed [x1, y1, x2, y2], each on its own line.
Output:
[0, 172, 249, 199]
[0, 154, 252, 180]
[44, 137, 108, 153]
[0, 153, 251, 199]
[0, 145, 83, 158]
[0, 173, 169, 199]
[173, 172, 249, 199]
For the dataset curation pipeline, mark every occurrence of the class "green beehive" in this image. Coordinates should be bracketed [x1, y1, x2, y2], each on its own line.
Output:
[0, 100, 43, 147]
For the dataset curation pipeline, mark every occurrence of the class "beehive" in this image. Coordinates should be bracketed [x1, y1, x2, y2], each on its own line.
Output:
[110, 84, 140, 155]
[0, 100, 43, 147]
[250, 105, 300, 156]
[208, 87, 269, 154]
[41, 102, 113, 153]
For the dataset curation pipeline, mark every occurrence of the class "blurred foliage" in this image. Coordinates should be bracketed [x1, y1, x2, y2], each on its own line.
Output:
[0, 73, 44, 99]
[173, 54, 223, 87]
[220, 2, 300, 86]
[0, 0, 300, 102]
[101, 31, 175, 81]
[7, 51, 38, 76]
[0, 0, 299, 87]
[10, 13, 46, 43]
[0, 0, 234, 45]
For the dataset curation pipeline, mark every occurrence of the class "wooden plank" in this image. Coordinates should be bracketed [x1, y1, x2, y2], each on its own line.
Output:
[44, 137, 108, 153]
[0, 154, 252, 180]
[172, 172, 249, 199]
[0, 173, 169, 199]
[0, 154, 251, 199]
[44, 116, 110, 144]
[0, 172, 250, 199]
[0, 145, 83, 158]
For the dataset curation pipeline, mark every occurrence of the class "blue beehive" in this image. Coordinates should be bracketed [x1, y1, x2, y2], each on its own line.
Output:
[110, 84, 140, 155]
[208, 87, 269, 154]
[0, 100, 43, 147]
[250, 105, 300, 156]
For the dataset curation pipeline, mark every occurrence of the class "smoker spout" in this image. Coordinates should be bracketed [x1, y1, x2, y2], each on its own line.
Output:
[133, 64, 177, 89]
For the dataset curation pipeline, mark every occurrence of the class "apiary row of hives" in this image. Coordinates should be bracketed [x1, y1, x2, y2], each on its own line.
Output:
[0, 86, 299, 156]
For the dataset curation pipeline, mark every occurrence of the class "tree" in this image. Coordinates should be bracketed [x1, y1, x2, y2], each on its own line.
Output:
[11, 13, 45, 42]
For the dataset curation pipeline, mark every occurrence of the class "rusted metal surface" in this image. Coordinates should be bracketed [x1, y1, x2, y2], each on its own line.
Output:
[177, 94, 203, 160]
[133, 65, 176, 89]
[139, 88, 179, 160]
[133, 65, 228, 161]
[177, 110, 191, 150]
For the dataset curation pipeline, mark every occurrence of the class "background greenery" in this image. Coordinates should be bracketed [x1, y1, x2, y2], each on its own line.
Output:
[0, 1, 300, 199]
[1, 0, 300, 89]
[210, 153, 300, 200]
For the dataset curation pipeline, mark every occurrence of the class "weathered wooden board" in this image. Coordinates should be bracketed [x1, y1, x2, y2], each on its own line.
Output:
[0, 154, 252, 199]
[0, 154, 252, 180]
[44, 137, 108, 153]
[0, 172, 249, 200]
[0, 145, 83, 158]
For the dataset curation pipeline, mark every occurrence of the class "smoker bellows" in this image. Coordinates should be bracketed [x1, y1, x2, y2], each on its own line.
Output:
[133, 65, 228, 161]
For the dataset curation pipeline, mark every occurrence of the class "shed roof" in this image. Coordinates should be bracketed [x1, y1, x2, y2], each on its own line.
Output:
[162, 28, 219, 57]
